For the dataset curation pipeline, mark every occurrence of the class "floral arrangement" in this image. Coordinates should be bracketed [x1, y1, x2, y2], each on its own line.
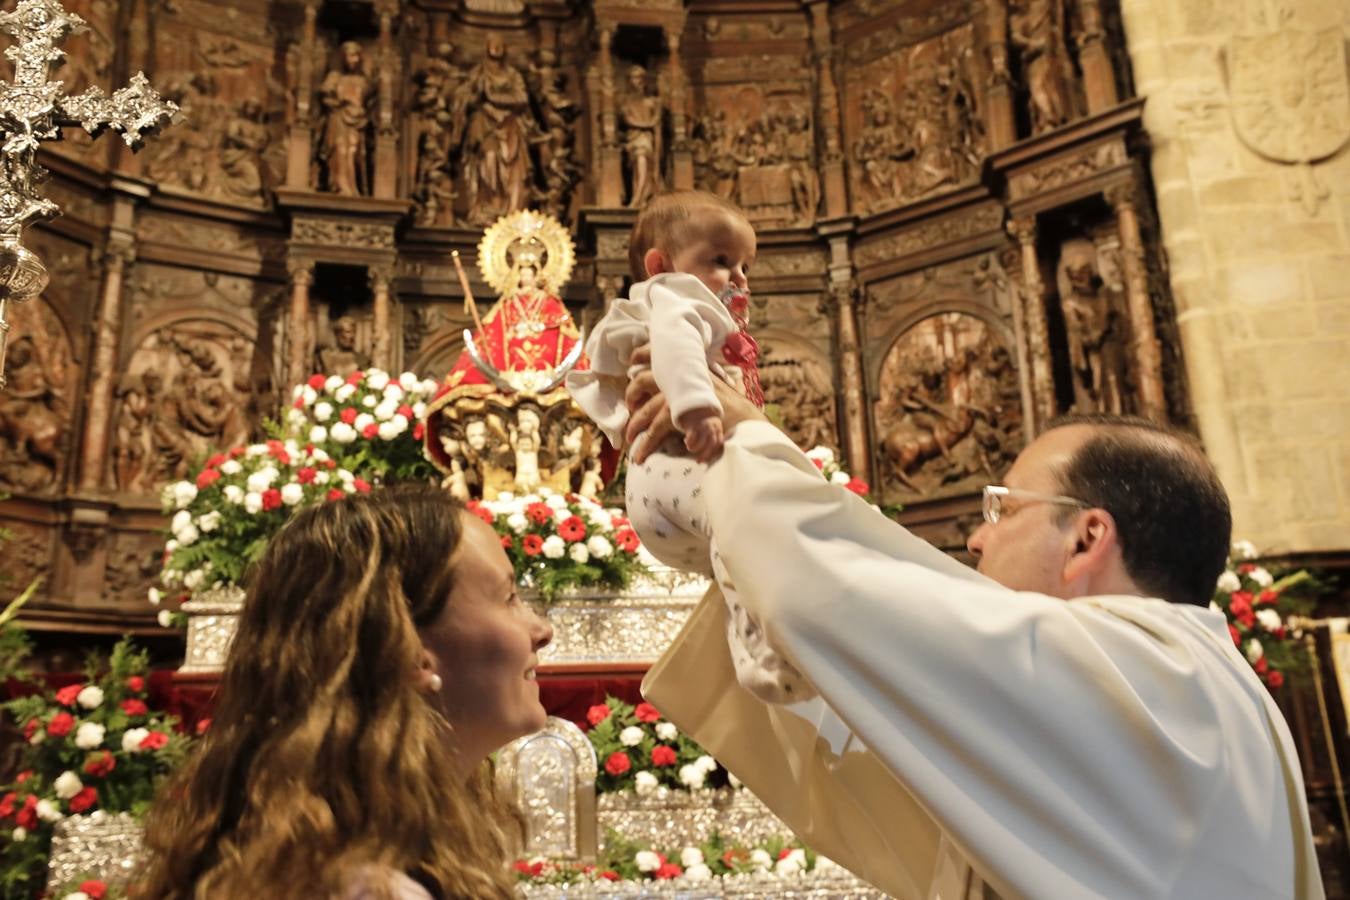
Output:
[1214, 540, 1321, 690]
[804, 446, 870, 498]
[470, 490, 648, 601]
[582, 695, 731, 795]
[0, 638, 193, 898]
[514, 830, 829, 886]
[53, 879, 120, 899]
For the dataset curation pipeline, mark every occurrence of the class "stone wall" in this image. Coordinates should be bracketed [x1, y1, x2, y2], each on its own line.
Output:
[1118, 0, 1350, 553]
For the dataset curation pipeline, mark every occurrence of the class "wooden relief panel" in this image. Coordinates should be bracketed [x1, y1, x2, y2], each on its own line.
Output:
[0, 299, 78, 494]
[47, 0, 116, 165]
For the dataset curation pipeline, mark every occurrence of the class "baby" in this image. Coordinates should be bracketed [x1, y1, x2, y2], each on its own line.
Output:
[566, 191, 813, 704]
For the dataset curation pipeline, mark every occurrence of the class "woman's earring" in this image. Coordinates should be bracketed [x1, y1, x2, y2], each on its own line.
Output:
[428, 672, 443, 693]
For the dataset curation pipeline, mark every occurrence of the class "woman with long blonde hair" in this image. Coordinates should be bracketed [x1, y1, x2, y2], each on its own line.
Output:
[139, 485, 553, 899]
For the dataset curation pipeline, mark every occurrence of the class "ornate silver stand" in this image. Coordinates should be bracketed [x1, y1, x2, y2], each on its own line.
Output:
[179, 582, 246, 674]
[46, 811, 144, 893]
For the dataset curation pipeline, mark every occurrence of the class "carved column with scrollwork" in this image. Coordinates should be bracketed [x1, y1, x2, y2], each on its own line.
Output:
[807, 1, 848, 219]
[596, 27, 623, 207]
[666, 28, 692, 190]
[372, 0, 399, 198]
[286, 1, 321, 189]
[1007, 217, 1055, 430]
[1105, 181, 1166, 421]
[287, 260, 315, 389]
[369, 265, 393, 370]
[983, 0, 1017, 149]
[1075, 0, 1118, 114]
[999, 246, 1038, 445]
[77, 230, 136, 491]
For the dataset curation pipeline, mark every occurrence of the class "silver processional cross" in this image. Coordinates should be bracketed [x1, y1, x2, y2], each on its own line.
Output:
[0, 0, 177, 389]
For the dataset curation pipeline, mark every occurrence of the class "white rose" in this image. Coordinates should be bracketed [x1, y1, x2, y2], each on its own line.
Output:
[377, 420, 402, 441]
[165, 539, 179, 554]
[122, 727, 150, 752]
[568, 543, 590, 564]
[374, 398, 398, 421]
[1232, 540, 1258, 560]
[172, 481, 197, 509]
[680, 847, 704, 867]
[361, 394, 377, 408]
[197, 511, 221, 533]
[634, 771, 659, 796]
[286, 407, 307, 426]
[314, 470, 330, 485]
[309, 425, 329, 444]
[75, 721, 106, 750]
[53, 770, 83, 799]
[544, 493, 567, 509]
[67, 893, 90, 900]
[36, 799, 62, 822]
[220, 459, 242, 475]
[246, 469, 274, 493]
[223, 485, 244, 504]
[684, 863, 712, 882]
[244, 492, 263, 514]
[412, 401, 427, 419]
[775, 857, 803, 877]
[1216, 570, 1240, 593]
[542, 535, 566, 559]
[420, 378, 438, 395]
[245, 444, 269, 457]
[620, 726, 644, 747]
[678, 763, 706, 789]
[148, 586, 163, 606]
[1245, 638, 1265, 663]
[728, 771, 742, 789]
[382, 383, 404, 402]
[354, 413, 375, 432]
[77, 686, 104, 710]
[366, 370, 390, 391]
[813, 855, 842, 874]
[330, 422, 357, 444]
[506, 513, 529, 534]
[183, 569, 205, 591]
[300, 385, 317, 406]
[334, 383, 356, 403]
[399, 371, 419, 391]
[749, 849, 772, 871]
[1249, 566, 1273, 587]
[319, 374, 341, 392]
[390, 413, 409, 433]
[171, 510, 192, 533]
[655, 722, 678, 741]
[313, 401, 334, 422]
[1256, 608, 1283, 632]
[805, 446, 835, 466]
[157, 610, 174, 628]
[281, 483, 305, 506]
[586, 535, 613, 559]
[176, 524, 199, 547]
[337, 469, 355, 483]
[830, 470, 851, 485]
[694, 754, 717, 774]
[11, 827, 26, 841]
[635, 850, 662, 873]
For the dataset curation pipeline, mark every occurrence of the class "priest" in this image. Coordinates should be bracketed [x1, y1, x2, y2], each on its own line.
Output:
[631, 372, 1322, 900]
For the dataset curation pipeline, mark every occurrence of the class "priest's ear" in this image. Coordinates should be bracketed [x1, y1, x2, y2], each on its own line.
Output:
[1061, 507, 1124, 592]
[643, 248, 674, 279]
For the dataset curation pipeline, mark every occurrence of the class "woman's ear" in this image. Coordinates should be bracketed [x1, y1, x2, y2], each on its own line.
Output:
[643, 248, 673, 279]
[416, 648, 442, 694]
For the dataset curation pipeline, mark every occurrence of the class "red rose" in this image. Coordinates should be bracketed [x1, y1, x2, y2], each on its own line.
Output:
[297, 467, 317, 484]
[361, 423, 379, 439]
[1238, 563, 1256, 574]
[15, 770, 32, 784]
[15, 795, 37, 830]
[654, 863, 683, 880]
[412, 422, 425, 441]
[339, 407, 358, 425]
[397, 404, 414, 419]
[196, 468, 221, 489]
[634, 702, 661, 723]
[0, 792, 15, 819]
[1258, 589, 1280, 604]
[78, 881, 108, 900]
[522, 534, 544, 556]
[55, 684, 82, 706]
[1228, 623, 1241, 646]
[500, 535, 514, 549]
[845, 477, 869, 495]
[261, 488, 283, 511]
[293, 396, 305, 409]
[126, 676, 144, 693]
[195, 718, 212, 735]
[327, 488, 345, 501]
[84, 750, 116, 778]
[512, 860, 532, 874]
[614, 528, 640, 553]
[205, 453, 227, 468]
[599, 871, 620, 881]
[1255, 656, 1269, 674]
[229, 446, 247, 458]
[812, 458, 824, 470]
[139, 731, 170, 751]
[603, 751, 631, 776]
[307, 374, 327, 390]
[1267, 670, 1285, 689]
[352, 478, 371, 494]
[586, 704, 612, 726]
[778, 848, 794, 860]
[468, 503, 494, 524]
[22, 718, 40, 740]
[1228, 591, 1256, 628]
[558, 516, 587, 543]
[120, 699, 149, 717]
[527, 502, 554, 526]
[68, 786, 98, 813]
[650, 745, 677, 767]
[610, 516, 629, 528]
[47, 711, 75, 737]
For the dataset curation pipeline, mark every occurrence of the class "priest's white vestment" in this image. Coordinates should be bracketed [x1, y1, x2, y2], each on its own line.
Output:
[642, 421, 1323, 900]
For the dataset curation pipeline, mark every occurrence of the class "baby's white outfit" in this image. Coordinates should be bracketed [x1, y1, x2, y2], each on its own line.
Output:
[566, 272, 813, 704]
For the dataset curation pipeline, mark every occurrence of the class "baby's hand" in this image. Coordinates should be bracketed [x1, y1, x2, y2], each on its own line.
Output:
[679, 407, 725, 463]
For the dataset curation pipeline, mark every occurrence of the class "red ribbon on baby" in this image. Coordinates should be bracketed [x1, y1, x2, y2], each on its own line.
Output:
[721, 329, 765, 409]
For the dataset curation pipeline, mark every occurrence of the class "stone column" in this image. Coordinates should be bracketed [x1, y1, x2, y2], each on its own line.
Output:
[808, 2, 849, 219]
[999, 246, 1038, 445]
[372, 0, 399, 198]
[287, 259, 315, 388]
[982, 0, 1017, 150]
[596, 27, 623, 207]
[666, 28, 693, 190]
[286, 1, 321, 189]
[77, 233, 136, 491]
[1074, 0, 1118, 114]
[369, 265, 393, 370]
[1106, 181, 1166, 421]
[1007, 217, 1055, 430]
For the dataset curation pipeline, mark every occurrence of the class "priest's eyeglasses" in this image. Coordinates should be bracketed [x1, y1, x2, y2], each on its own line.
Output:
[981, 485, 1090, 525]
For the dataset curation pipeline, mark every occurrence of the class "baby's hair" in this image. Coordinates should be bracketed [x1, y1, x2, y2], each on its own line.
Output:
[628, 190, 752, 283]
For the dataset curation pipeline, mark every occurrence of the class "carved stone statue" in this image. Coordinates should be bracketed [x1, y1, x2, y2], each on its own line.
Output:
[220, 98, 269, 201]
[0, 335, 68, 491]
[510, 405, 544, 494]
[112, 372, 152, 492]
[318, 41, 375, 196]
[1009, 0, 1075, 134]
[1057, 239, 1128, 414]
[412, 42, 468, 226]
[620, 65, 663, 209]
[461, 36, 534, 224]
[530, 50, 581, 221]
[146, 72, 219, 194]
[852, 89, 910, 211]
[314, 315, 371, 376]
